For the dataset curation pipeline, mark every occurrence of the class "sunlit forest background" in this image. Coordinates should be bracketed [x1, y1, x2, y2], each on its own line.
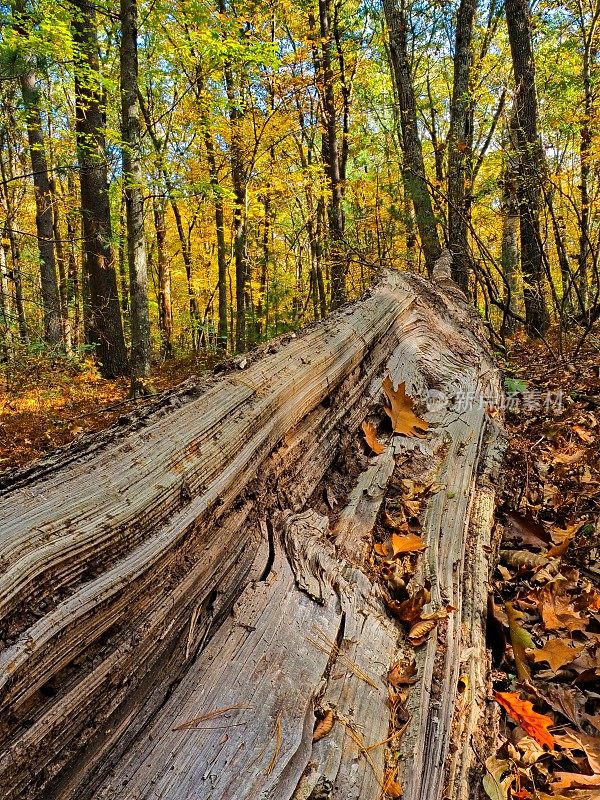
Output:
[0, 0, 599, 382]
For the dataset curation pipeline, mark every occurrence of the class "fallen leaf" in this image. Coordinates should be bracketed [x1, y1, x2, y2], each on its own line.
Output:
[383, 770, 403, 798]
[532, 682, 586, 729]
[532, 639, 585, 672]
[552, 773, 600, 790]
[536, 579, 588, 632]
[390, 533, 426, 556]
[500, 550, 549, 570]
[535, 794, 598, 800]
[383, 511, 407, 531]
[555, 729, 600, 773]
[384, 588, 430, 625]
[362, 421, 385, 455]
[513, 734, 546, 766]
[408, 619, 437, 646]
[482, 756, 514, 800]
[552, 448, 586, 465]
[547, 523, 580, 558]
[313, 709, 335, 742]
[494, 692, 555, 749]
[573, 424, 594, 443]
[504, 510, 551, 548]
[388, 659, 418, 686]
[506, 601, 534, 681]
[382, 377, 429, 438]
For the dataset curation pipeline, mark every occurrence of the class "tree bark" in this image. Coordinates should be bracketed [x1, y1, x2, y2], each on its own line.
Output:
[447, 0, 477, 291]
[500, 134, 520, 334]
[13, 0, 62, 346]
[0, 133, 28, 343]
[384, 0, 442, 274]
[120, 0, 151, 392]
[317, 0, 346, 307]
[505, 0, 549, 335]
[71, 0, 128, 376]
[153, 197, 173, 357]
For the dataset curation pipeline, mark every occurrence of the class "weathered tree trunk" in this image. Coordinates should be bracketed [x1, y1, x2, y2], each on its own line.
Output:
[447, 0, 477, 292]
[120, 0, 151, 392]
[0, 265, 503, 800]
[71, 0, 128, 376]
[384, 0, 442, 274]
[13, 0, 63, 346]
[505, 0, 549, 335]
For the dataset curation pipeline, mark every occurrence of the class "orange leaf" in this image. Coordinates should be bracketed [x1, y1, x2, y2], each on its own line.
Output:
[383, 770, 403, 798]
[384, 587, 430, 625]
[390, 533, 426, 556]
[573, 424, 594, 443]
[494, 692, 555, 750]
[382, 377, 429, 438]
[362, 421, 385, 454]
[532, 639, 585, 672]
[552, 773, 600, 790]
[313, 709, 335, 742]
[388, 659, 418, 687]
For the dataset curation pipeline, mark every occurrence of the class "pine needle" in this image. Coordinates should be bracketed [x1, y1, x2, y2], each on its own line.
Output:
[173, 704, 251, 731]
[266, 715, 282, 775]
[307, 628, 380, 690]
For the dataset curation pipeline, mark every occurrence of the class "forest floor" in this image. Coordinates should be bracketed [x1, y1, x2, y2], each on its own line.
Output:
[487, 332, 600, 797]
[0, 351, 221, 470]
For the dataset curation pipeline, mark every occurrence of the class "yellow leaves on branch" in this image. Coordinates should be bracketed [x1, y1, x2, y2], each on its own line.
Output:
[382, 377, 429, 438]
[494, 691, 556, 750]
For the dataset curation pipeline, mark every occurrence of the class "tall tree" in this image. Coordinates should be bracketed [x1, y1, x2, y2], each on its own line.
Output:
[505, 0, 549, 334]
[71, 0, 128, 376]
[447, 0, 477, 291]
[13, 0, 62, 345]
[316, 0, 346, 307]
[383, 0, 442, 274]
[120, 0, 151, 392]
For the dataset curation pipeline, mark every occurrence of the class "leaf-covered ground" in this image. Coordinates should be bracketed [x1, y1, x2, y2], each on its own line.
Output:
[486, 334, 600, 799]
[0, 353, 220, 471]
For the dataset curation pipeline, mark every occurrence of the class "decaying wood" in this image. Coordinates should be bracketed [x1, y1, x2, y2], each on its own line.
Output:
[0, 268, 504, 800]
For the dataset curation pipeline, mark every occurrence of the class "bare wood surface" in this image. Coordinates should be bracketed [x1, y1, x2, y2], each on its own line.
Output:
[0, 268, 504, 800]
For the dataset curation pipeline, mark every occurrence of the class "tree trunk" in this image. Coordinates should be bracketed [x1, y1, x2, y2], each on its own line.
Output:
[13, 0, 62, 346]
[505, 0, 549, 335]
[447, 0, 476, 291]
[0, 138, 28, 343]
[0, 266, 503, 800]
[195, 70, 227, 350]
[71, 0, 128, 376]
[384, 0, 442, 274]
[500, 139, 520, 334]
[317, 0, 346, 307]
[120, 0, 151, 392]
[153, 197, 173, 357]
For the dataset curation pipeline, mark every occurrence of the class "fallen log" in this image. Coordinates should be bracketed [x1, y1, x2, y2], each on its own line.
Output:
[0, 266, 504, 800]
